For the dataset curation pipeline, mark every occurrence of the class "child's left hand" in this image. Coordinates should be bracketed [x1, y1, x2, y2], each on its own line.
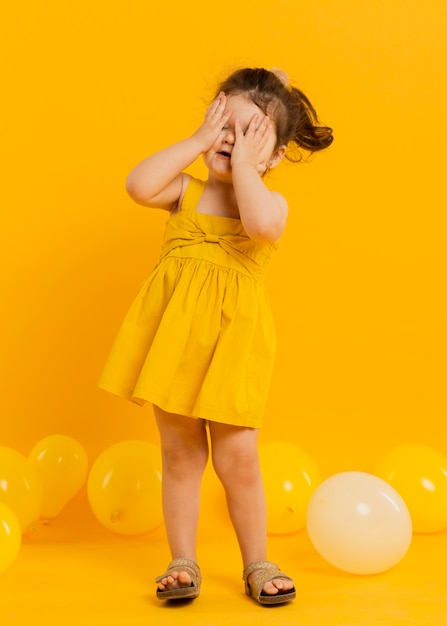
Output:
[231, 114, 273, 174]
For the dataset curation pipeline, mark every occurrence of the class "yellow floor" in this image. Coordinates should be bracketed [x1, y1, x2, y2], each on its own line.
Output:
[1, 490, 446, 626]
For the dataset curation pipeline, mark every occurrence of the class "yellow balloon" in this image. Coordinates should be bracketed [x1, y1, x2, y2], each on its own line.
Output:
[374, 444, 447, 534]
[259, 441, 321, 535]
[29, 435, 89, 519]
[307, 472, 412, 575]
[0, 503, 22, 575]
[0, 446, 42, 533]
[87, 440, 163, 535]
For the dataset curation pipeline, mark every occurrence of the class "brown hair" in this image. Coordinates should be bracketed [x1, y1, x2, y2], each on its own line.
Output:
[215, 67, 333, 161]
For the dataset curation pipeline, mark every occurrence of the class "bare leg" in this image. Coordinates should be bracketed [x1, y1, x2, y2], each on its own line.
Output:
[209, 422, 294, 596]
[153, 405, 208, 591]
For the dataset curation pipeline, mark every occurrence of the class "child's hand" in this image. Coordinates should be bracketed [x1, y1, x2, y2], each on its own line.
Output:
[231, 114, 273, 174]
[192, 92, 232, 153]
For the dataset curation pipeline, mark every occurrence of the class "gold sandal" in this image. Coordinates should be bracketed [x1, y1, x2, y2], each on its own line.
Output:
[243, 561, 296, 605]
[155, 558, 201, 600]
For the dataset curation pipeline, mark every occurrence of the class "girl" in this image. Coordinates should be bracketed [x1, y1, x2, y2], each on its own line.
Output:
[99, 67, 332, 605]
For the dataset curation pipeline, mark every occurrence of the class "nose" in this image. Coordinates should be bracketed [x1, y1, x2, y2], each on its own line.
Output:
[223, 128, 235, 144]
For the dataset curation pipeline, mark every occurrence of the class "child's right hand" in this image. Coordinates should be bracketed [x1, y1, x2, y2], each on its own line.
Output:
[192, 92, 232, 153]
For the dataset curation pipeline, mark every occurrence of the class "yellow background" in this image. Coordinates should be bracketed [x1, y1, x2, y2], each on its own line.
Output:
[1, 3, 447, 625]
[2, 0, 446, 478]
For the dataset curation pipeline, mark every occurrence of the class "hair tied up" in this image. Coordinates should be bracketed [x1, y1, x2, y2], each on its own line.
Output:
[269, 67, 290, 90]
[215, 66, 333, 157]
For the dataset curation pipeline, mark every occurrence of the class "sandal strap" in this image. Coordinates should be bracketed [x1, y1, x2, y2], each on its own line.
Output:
[155, 558, 201, 584]
[243, 560, 294, 590]
[243, 560, 281, 581]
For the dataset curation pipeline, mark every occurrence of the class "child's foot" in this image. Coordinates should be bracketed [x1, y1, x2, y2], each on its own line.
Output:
[243, 561, 296, 605]
[155, 558, 201, 600]
[157, 569, 192, 592]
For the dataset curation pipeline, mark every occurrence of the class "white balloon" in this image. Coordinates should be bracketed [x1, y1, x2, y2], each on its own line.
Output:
[306, 471, 412, 574]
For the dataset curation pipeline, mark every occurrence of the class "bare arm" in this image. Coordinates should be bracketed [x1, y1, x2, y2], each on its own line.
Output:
[230, 115, 288, 242]
[126, 93, 232, 210]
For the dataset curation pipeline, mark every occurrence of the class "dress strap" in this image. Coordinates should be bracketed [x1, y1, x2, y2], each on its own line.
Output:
[181, 177, 205, 215]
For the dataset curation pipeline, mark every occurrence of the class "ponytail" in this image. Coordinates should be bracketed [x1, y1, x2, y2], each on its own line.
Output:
[287, 87, 333, 159]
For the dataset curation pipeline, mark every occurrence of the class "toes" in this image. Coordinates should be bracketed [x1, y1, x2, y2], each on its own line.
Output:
[158, 574, 175, 590]
[164, 574, 177, 585]
[273, 578, 286, 590]
[263, 581, 279, 595]
[263, 578, 294, 595]
[157, 570, 191, 591]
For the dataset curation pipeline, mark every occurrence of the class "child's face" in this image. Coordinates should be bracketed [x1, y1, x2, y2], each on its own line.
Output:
[203, 94, 281, 181]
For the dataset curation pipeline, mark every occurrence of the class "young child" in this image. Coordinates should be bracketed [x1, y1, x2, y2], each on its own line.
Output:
[99, 67, 332, 605]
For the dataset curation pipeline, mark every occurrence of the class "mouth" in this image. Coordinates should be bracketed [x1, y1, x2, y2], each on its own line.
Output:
[218, 151, 231, 159]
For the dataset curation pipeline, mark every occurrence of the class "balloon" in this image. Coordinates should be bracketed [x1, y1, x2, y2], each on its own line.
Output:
[374, 444, 447, 534]
[259, 442, 321, 535]
[29, 435, 89, 519]
[306, 471, 412, 575]
[0, 503, 22, 575]
[87, 440, 163, 535]
[0, 446, 42, 533]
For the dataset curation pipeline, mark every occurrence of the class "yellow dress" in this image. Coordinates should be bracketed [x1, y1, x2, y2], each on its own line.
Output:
[98, 177, 278, 428]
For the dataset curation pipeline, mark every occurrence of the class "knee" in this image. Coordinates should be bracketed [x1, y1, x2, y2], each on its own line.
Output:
[212, 446, 260, 489]
[160, 440, 209, 477]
